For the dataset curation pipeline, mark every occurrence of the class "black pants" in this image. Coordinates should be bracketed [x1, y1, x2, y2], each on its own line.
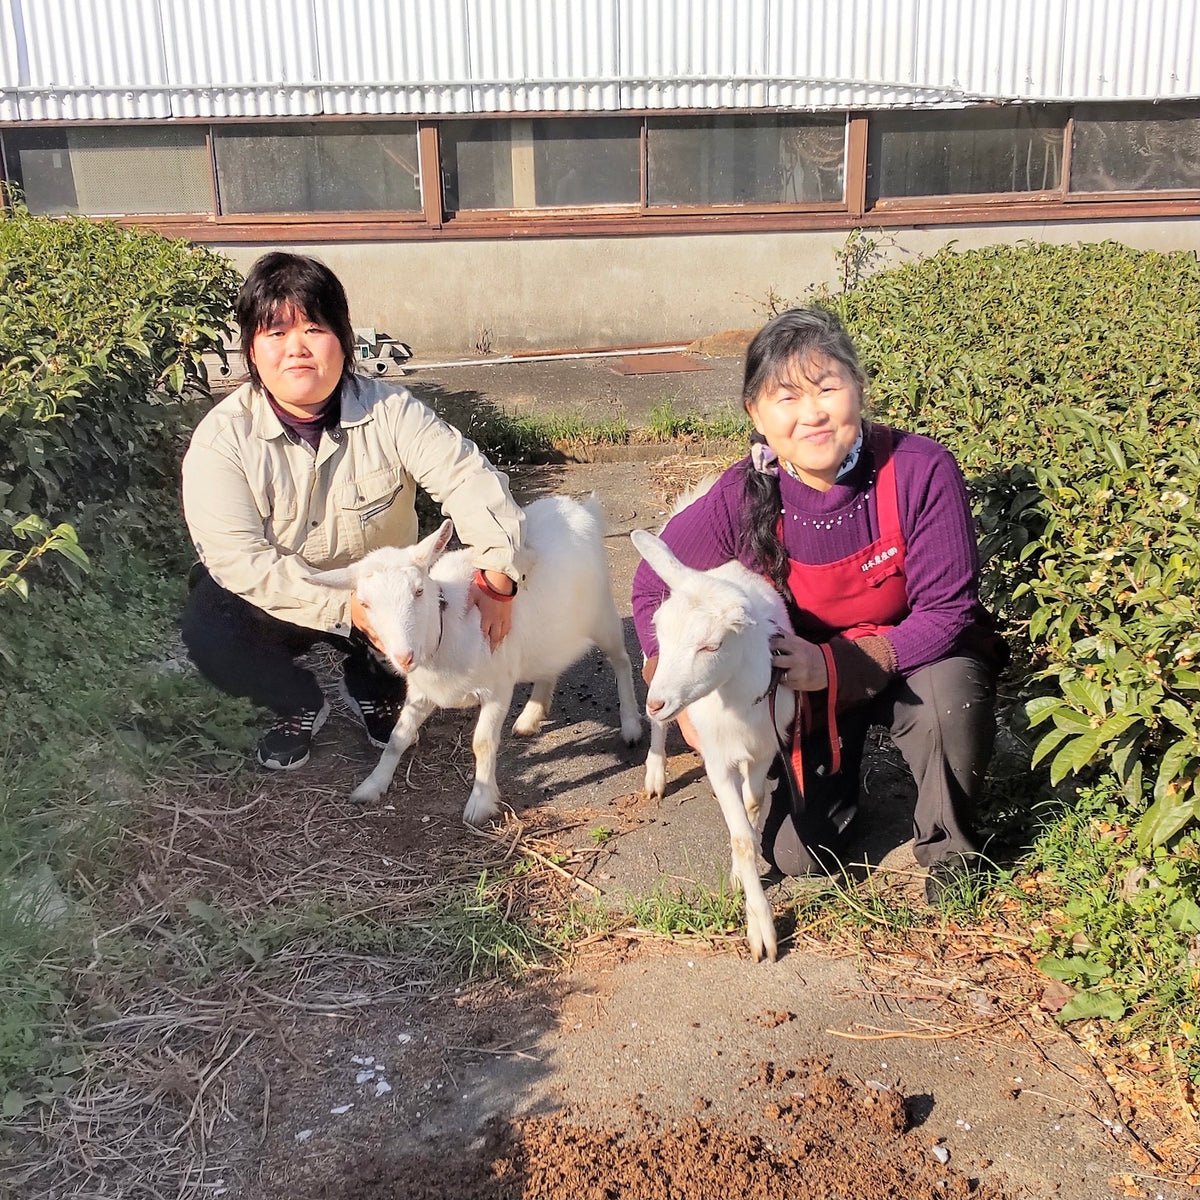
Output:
[764, 655, 996, 873]
[180, 565, 405, 716]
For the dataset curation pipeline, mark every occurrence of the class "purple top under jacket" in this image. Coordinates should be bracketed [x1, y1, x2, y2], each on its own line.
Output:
[631, 426, 989, 676]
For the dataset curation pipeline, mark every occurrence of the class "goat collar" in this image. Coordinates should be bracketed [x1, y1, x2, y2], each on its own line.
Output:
[434, 586, 448, 652]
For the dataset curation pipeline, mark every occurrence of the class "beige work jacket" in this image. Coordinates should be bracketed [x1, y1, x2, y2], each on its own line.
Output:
[181, 374, 525, 635]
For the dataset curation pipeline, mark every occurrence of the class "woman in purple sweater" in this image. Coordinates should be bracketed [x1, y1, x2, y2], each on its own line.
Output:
[631, 308, 1005, 902]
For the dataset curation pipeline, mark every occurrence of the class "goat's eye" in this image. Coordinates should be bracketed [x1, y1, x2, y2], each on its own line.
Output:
[700, 644, 720, 654]
[414, 586, 424, 598]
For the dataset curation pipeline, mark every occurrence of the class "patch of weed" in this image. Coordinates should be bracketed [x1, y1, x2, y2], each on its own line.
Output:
[645, 399, 749, 443]
[625, 878, 745, 938]
[419, 870, 559, 979]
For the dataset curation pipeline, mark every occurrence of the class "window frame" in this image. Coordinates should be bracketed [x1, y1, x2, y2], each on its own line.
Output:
[4, 103, 1200, 241]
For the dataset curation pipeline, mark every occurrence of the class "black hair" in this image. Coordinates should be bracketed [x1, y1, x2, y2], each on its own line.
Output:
[235, 252, 357, 389]
[740, 307, 867, 594]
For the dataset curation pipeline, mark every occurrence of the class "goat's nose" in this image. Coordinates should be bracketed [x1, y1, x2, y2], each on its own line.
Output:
[397, 653, 414, 672]
[647, 697, 664, 715]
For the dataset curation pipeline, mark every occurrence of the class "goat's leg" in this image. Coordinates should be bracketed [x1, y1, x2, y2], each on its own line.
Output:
[707, 764, 778, 963]
[512, 677, 556, 736]
[643, 717, 668, 799]
[592, 605, 644, 745]
[463, 689, 513, 826]
[741, 757, 776, 832]
[350, 695, 436, 805]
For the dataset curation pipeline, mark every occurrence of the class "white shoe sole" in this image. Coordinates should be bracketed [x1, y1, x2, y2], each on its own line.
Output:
[256, 699, 330, 770]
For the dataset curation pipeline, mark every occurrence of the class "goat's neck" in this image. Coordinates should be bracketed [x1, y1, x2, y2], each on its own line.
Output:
[419, 575, 478, 667]
[711, 635, 774, 710]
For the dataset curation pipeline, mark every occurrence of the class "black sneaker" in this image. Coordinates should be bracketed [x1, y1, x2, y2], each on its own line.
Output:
[340, 681, 403, 748]
[255, 700, 330, 771]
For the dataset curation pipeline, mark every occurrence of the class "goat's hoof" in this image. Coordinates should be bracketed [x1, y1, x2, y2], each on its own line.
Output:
[620, 715, 645, 746]
[643, 766, 665, 801]
[350, 785, 383, 805]
[511, 715, 543, 737]
[463, 788, 500, 827]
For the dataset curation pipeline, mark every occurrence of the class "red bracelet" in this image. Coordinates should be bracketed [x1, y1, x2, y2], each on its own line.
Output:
[474, 569, 517, 602]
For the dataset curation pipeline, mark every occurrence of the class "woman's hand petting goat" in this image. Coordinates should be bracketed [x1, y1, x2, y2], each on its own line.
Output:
[314, 495, 642, 827]
[180, 251, 526, 774]
[631, 306, 1008, 920]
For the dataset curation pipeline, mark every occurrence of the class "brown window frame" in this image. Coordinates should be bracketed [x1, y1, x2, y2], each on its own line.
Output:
[5, 103, 1200, 241]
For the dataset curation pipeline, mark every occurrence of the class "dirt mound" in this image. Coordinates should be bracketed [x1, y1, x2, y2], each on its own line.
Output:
[309, 1064, 1011, 1200]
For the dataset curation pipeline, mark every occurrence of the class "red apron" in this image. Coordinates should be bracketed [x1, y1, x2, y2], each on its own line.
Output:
[781, 423, 910, 642]
[771, 424, 910, 782]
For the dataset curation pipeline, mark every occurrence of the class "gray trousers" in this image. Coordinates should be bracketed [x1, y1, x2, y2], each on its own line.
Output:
[766, 655, 996, 873]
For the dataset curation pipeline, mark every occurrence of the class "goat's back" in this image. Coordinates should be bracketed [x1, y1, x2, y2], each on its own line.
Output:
[432, 494, 617, 681]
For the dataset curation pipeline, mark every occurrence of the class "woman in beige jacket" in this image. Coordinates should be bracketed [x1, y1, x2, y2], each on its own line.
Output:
[182, 252, 525, 771]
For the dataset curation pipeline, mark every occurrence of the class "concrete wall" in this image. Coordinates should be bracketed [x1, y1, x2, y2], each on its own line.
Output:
[212, 217, 1200, 357]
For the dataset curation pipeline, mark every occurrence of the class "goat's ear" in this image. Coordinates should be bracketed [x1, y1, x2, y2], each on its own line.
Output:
[411, 519, 455, 569]
[310, 565, 357, 591]
[630, 529, 690, 587]
[725, 603, 756, 633]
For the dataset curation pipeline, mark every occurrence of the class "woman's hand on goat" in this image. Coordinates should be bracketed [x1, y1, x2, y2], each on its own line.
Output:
[769, 630, 829, 692]
[471, 571, 516, 650]
[351, 592, 383, 651]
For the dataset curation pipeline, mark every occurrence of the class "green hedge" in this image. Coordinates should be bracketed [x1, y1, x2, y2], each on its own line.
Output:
[0, 206, 240, 568]
[826, 242, 1200, 850]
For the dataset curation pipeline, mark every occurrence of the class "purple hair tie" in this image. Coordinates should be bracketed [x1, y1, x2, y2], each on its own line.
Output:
[750, 439, 779, 476]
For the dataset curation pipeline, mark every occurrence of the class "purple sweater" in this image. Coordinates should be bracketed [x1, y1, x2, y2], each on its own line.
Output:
[632, 427, 988, 678]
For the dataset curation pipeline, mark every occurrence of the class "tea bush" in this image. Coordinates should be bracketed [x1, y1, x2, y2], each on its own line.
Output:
[826, 242, 1200, 848]
[820, 242, 1200, 1044]
[0, 205, 240, 579]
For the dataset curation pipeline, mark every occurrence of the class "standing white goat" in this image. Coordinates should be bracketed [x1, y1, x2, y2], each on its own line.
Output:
[316, 495, 643, 825]
[631, 529, 794, 962]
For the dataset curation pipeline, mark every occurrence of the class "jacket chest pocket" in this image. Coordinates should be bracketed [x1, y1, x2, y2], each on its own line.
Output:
[347, 467, 406, 525]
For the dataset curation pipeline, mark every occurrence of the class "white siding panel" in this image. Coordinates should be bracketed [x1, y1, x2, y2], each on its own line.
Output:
[316, 0, 472, 114]
[162, 0, 321, 117]
[619, 0, 768, 109]
[0, 0, 20, 121]
[469, 0, 621, 112]
[917, 0, 1068, 102]
[1060, 0, 1199, 100]
[767, 0, 928, 109]
[0, 0, 1198, 122]
[19, 0, 169, 120]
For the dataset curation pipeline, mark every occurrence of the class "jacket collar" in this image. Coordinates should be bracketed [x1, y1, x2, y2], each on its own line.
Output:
[250, 374, 373, 440]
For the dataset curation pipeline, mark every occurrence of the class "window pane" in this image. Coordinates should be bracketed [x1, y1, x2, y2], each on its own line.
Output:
[214, 122, 420, 215]
[442, 118, 639, 211]
[868, 108, 1065, 200]
[1071, 102, 1200, 192]
[3, 126, 210, 215]
[648, 115, 844, 206]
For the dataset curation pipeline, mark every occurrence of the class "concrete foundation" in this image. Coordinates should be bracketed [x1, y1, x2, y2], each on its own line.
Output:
[212, 217, 1200, 357]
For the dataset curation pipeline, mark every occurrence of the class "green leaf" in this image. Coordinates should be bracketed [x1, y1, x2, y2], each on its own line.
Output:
[185, 898, 227, 929]
[2, 1091, 26, 1118]
[1025, 695, 1062, 727]
[1032, 726, 1070, 767]
[1153, 738, 1198, 803]
[1137, 794, 1200, 849]
[1049, 727, 1110, 784]
[1058, 990, 1127, 1023]
[1038, 954, 1108, 984]
[1062, 677, 1107, 717]
[1167, 897, 1200, 934]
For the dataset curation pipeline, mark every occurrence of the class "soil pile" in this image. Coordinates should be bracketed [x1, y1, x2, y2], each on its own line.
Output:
[310, 1064, 1013, 1200]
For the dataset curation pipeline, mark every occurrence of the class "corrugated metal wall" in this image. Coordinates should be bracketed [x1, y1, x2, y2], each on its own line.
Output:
[1, 0, 1197, 122]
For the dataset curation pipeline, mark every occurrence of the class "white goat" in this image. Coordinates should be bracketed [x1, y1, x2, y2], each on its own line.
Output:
[631, 529, 794, 962]
[316, 495, 643, 825]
